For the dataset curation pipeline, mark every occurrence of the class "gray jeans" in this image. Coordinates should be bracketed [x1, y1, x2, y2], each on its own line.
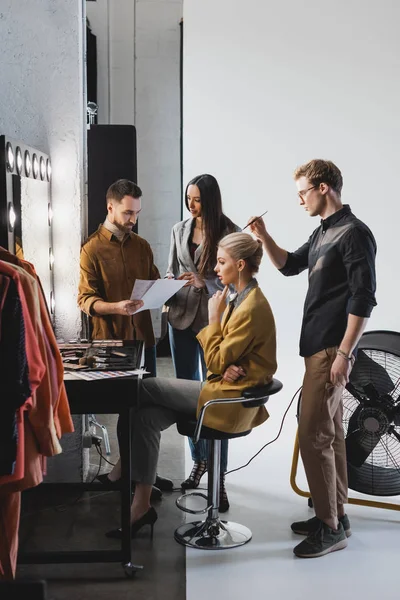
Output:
[131, 377, 202, 484]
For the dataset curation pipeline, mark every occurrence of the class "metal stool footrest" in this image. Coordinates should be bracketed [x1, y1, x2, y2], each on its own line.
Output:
[174, 517, 252, 549]
[176, 492, 212, 515]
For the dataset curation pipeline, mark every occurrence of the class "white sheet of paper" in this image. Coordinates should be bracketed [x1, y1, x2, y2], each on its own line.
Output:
[131, 279, 155, 300]
[131, 279, 186, 312]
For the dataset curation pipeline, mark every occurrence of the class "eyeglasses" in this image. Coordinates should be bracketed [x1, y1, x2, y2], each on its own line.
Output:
[298, 185, 317, 200]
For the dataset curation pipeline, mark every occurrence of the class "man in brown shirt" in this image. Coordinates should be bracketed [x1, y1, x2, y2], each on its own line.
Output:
[78, 179, 173, 492]
[78, 179, 160, 375]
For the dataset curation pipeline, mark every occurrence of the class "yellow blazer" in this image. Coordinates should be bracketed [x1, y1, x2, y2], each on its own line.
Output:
[196, 286, 277, 434]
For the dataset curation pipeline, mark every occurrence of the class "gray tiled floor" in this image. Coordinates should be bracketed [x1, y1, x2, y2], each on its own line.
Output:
[17, 358, 187, 600]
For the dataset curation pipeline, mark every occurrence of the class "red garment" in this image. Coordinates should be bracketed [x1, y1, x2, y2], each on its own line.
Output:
[0, 261, 45, 396]
[0, 251, 74, 446]
[0, 407, 29, 484]
[0, 254, 74, 581]
[0, 492, 21, 581]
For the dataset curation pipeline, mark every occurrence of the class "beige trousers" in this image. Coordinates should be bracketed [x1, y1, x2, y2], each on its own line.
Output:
[298, 347, 348, 523]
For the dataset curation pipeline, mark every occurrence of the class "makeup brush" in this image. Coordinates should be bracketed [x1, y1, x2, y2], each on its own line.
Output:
[242, 210, 268, 231]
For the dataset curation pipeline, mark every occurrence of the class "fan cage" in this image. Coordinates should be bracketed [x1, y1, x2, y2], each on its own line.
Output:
[343, 348, 400, 496]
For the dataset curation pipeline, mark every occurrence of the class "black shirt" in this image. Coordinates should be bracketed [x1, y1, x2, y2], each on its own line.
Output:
[279, 205, 377, 357]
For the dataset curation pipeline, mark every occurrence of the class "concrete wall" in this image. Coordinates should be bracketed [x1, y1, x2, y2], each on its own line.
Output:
[0, 0, 87, 480]
[0, 0, 85, 342]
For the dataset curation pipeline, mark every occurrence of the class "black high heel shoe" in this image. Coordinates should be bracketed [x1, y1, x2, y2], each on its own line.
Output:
[105, 507, 158, 539]
[181, 461, 207, 490]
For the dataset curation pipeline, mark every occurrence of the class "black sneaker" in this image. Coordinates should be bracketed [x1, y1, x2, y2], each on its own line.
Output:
[291, 514, 351, 538]
[293, 521, 348, 558]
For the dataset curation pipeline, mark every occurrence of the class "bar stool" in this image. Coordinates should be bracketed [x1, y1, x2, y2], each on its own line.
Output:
[174, 378, 283, 550]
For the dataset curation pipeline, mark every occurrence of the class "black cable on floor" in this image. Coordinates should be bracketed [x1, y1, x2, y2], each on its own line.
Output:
[55, 444, 105, 512]
[225, 386, 302, 477]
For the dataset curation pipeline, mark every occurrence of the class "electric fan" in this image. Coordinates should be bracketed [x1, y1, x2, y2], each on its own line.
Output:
[343, 331, 400, 496]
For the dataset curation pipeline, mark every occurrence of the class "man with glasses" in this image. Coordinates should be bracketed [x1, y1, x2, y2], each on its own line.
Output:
[248, 159, 377, 558]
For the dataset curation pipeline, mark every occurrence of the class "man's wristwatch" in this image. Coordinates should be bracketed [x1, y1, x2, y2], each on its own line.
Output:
[337, 348, 352, 361]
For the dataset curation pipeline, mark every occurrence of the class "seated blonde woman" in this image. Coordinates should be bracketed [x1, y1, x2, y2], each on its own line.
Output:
[105, 232, 277, 538]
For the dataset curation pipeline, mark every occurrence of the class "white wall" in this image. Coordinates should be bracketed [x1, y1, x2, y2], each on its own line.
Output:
[86, 0, 182, 336]
[183, 6, 400, 595]
[86, 0, 136, 124]
[135, 0, 182, 279]
[0, 0, 85, 341]
[183, 0, 400, 395]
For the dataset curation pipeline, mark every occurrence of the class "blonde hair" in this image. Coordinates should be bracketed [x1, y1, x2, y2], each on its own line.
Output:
[218, 232, 263, 274]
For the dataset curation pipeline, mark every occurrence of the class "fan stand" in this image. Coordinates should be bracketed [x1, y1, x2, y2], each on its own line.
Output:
[290, 430, 400, 512]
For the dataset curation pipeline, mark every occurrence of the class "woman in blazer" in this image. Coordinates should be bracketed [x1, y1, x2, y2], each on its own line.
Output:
[166, 174, 239, 511]
[105, 232, 277, 539]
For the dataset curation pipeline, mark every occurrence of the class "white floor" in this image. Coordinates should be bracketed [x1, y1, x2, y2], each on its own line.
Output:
[184, 391, 400, 600]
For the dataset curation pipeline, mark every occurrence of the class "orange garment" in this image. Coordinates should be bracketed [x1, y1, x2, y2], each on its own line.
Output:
[0, 252, 73, 580]
[0, 419, 44, 581]
[2, 417, 44, 492]
[0, 261, 45, 395]
[0, 249, 74, 441]
[10, 264, 62, 456]
[35, 276, 74, 439]
[0, 492, 21, 581]
[0, 407, 30, 484]
[0, 262, 45, 582]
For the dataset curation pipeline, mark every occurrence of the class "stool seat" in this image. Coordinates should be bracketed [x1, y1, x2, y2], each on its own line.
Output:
[177, 419, 251, 440]
[243, 378, 282, 398]
[242, 379, 283, 407]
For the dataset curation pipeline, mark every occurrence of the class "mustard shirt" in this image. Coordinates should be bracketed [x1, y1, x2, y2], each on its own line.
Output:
[78, 225, 160, 346]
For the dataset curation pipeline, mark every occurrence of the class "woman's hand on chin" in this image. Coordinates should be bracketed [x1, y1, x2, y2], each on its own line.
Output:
[208, 286, 229, 323]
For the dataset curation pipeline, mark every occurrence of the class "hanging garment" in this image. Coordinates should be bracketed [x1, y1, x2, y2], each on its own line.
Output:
[0, 491, 21, 581]
[0, 249, 74, 443]
[0, 275, 31, 476]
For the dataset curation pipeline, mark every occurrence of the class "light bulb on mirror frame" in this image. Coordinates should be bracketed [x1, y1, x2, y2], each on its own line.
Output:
[16, 147, 23, 175]
[25, 150, 31, 176]
[32, 154, 39, 179]
[6, 142, 14, 172]
[40, 156, 46, 180]
[48, 202, 53, 226]
[46, 159, 52, 181]
[49, 248, 54, 270]
[50, 291, 55, 315]
[8, 203, 16, 232]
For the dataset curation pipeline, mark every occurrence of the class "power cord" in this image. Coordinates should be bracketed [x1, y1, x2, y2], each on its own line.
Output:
[55, 438, 109, 512]
[177, 386, 302, 494]
[45, 388, 302, 512]
[225, 385, 302, 477]
[94, 441, 115, 467]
